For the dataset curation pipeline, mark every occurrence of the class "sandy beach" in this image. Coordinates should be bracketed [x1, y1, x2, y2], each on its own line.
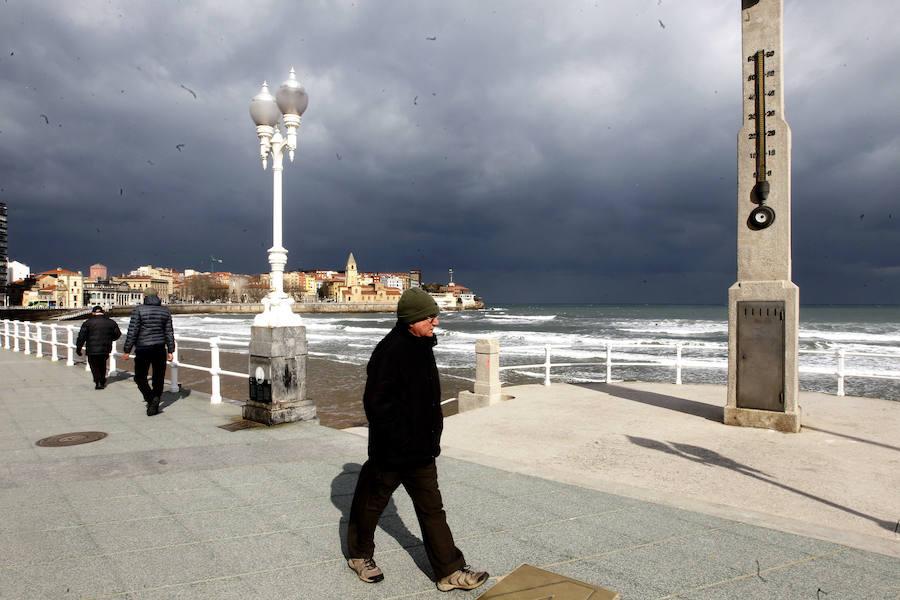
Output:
[169, 346, 470, 429]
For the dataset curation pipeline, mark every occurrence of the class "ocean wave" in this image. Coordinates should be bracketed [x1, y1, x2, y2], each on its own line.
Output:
[799, 329, 900, 345]
[480, 314, 557, 323]
[616, 319, 728, 336]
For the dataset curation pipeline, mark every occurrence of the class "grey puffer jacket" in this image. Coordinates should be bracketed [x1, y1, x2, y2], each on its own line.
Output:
[123, 296, 175, 353]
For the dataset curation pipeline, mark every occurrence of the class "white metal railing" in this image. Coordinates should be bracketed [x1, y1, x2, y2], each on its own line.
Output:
[498, 341, 900, 397]
[1, 318, 248, 404]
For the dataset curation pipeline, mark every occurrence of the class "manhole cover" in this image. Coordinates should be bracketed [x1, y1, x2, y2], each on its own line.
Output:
[218, 420, 265, 432]
[36, 431, 108, 447]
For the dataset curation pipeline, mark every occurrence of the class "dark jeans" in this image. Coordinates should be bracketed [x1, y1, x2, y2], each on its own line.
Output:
[133, 345, 168, 402]
[87, 354, 108, 385]
[347, 459, 465, 580]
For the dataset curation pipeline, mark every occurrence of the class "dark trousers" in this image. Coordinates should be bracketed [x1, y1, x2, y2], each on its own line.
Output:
[347, 459, 465, 580]
[133, 345, 168, 402]
[87, 354, 108, 385]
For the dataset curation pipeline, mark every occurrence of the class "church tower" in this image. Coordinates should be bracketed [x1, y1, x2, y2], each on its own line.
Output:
[346, 252, 358, 287]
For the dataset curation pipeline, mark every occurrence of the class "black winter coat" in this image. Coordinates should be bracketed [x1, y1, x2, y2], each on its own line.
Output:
[76, 315, 121, 356]
[123, 296, 175, 353]
[363, 322, 443, 469]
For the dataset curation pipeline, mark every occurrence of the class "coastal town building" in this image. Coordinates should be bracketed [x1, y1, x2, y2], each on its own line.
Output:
[5, 276, 37, 307]
[432, 282, 478, 309]
[84, 280, 140, 308]
[7, 260, 30, 283]
[114, 274, 174, 298]
[0, 203, 6, 306]
[89, 263, 107, 279]
[0, 256, 479, 308]
[32, 268, 85, 308]
[328, 253, 404, 305]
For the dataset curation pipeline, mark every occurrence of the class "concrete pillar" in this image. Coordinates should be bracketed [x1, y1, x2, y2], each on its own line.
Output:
[726, 0, 800, 432]
[458, 338, 502, 412]
[244, 325, 315, 425]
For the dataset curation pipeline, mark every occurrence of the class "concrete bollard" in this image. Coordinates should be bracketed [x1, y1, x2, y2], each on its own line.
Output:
[457, 338, 504, 413]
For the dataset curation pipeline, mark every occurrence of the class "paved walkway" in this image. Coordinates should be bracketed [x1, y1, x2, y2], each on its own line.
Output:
[1, 348, 898, 599]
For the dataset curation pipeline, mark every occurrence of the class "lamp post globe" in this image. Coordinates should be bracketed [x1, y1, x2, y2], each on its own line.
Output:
[249, 82, 280, 127]
[276, 68, 309, 117]
[249, 68, 308, 327]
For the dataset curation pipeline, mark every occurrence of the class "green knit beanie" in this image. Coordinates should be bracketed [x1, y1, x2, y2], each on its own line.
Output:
[397, 287, 439, 324]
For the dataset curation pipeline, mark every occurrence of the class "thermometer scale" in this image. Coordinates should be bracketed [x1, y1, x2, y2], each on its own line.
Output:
[747, 49, 776, 230]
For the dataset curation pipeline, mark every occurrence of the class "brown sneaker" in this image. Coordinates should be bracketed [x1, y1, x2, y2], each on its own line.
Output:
[437, 566, 488, 592]
[348, 557, 384, 583]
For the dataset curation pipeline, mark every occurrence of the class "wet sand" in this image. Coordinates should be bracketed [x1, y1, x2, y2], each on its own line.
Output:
[170, 347, 471, 429]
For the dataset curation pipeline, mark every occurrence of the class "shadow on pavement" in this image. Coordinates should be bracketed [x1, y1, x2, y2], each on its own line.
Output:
[801, 425, 900, 453]
[627, 435, 897, 532]
[331, 463, 434, 578]
[159, 386, 192, 411]
[576, 382, 723, 422]
[105, 372, 133, 385]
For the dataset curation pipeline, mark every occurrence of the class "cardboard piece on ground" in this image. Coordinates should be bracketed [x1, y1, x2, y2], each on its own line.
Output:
[477, 564, 619, 600]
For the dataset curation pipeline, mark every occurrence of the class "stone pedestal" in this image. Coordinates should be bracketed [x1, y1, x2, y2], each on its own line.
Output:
[726, 280, 800, 432]
[458, 338, 511, 412]
[243, 325, 315, 425]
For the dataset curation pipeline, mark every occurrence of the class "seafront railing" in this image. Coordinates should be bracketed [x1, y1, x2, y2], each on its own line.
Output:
[495, 341, 900, 397]
[5, 317, 899, 403]
[0, 319, 248, 404]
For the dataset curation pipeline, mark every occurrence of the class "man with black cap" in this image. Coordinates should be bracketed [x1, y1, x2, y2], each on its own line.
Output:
[122, 287, 175, 416]
[76, 305, 121, 389]
[346, 287, 489, 592]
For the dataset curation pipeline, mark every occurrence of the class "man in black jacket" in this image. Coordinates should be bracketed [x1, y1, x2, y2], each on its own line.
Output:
[76, 305, 121, 389]
[122, 287, 175, 416]
[346, 288, 488, 592]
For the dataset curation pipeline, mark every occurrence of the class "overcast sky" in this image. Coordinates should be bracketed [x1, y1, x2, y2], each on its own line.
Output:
[1, 0, 897, 304]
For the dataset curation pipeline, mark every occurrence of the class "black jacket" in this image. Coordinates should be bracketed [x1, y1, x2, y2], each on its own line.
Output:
[76, 315, 121, 356]
[363, 321, 443, 469]
[123, 296, 175, 353]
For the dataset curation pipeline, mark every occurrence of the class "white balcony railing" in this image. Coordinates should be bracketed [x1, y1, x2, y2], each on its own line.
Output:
[1, 319, 248, 404]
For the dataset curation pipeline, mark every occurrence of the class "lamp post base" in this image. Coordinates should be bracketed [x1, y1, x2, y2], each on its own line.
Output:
[244, 324, 315, 425]
[253, 293, 302, 327]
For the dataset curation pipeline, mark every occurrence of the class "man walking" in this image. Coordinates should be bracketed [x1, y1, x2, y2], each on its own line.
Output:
[75, 305, 121, 389]
[122, 287, 175, 416]
[346, 287, 488, 592]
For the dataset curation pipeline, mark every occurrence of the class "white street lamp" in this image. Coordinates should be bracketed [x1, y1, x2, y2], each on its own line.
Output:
[249, 67, 309, 327]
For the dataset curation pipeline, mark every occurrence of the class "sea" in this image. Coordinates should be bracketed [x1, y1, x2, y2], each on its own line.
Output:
[122, 304, 900, 403]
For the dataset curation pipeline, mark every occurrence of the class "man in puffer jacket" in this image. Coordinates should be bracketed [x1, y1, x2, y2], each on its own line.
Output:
[76, 305, 121, 389]
[345, 288, 488, 592]
[122, 287, 175, 416]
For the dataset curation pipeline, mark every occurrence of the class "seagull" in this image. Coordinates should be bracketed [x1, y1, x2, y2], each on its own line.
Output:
[425, 36, 437, 41]
[658, 19, 666, 29]
[40, 114, 49, 124]
[180, 84, 197, 99]
[176, 144, 185, 151]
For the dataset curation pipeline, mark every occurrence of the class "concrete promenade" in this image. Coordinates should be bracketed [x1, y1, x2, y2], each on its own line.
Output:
[1, 349, 898, 599]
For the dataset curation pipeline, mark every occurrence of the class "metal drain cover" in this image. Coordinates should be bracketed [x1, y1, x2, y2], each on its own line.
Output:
[218, 420, 265, 432]
[477, 564, 619, 600]
[36, 431, 108, 447]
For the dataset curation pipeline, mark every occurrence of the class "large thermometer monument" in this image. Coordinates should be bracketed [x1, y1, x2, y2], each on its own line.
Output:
[725, 0, 800, 432]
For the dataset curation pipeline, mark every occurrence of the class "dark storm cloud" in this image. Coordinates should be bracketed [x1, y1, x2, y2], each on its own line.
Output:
[1, 0, 897, 304]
